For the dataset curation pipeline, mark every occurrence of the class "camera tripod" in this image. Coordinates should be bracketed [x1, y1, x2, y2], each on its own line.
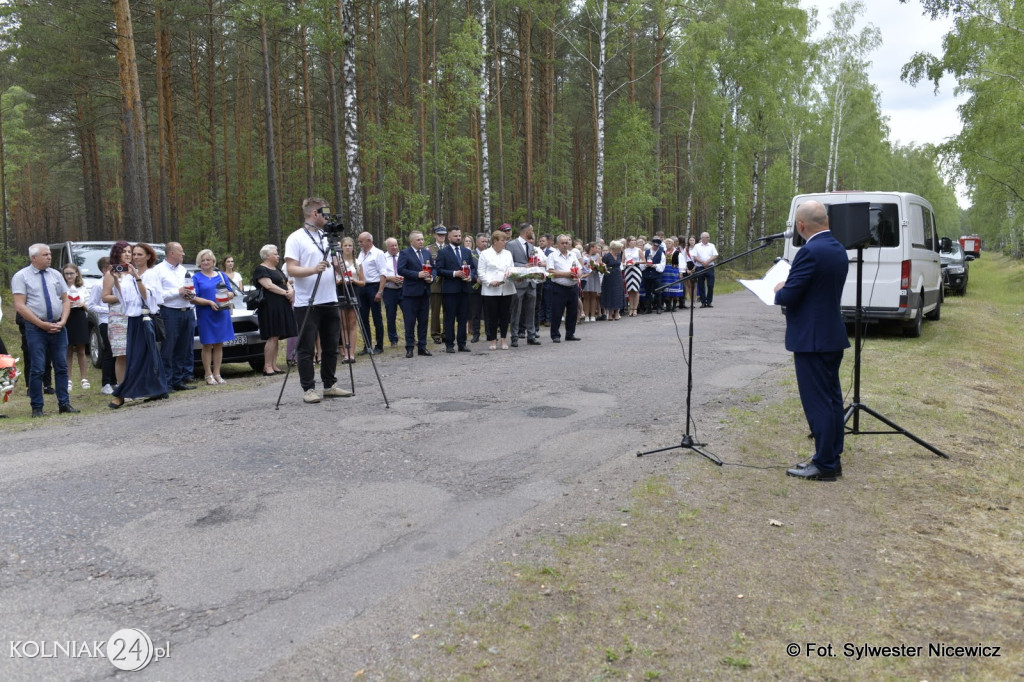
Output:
[275, 242, 389, 409]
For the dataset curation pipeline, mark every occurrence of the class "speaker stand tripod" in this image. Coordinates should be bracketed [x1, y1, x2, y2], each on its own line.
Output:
[844, 245, 948, 458]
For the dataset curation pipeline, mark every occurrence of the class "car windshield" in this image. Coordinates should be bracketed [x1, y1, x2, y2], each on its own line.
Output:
[940, 244, 964, 264]
[74, 244, 166, 279]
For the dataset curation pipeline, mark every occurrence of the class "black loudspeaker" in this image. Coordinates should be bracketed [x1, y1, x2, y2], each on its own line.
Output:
[828, 202, 872, 249]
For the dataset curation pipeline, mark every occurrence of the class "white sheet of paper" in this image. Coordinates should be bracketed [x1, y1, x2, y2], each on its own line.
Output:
[738, 260, 791, 306]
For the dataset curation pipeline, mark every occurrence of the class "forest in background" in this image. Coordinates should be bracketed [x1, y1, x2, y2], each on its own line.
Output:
[2, 0, 1016, 277]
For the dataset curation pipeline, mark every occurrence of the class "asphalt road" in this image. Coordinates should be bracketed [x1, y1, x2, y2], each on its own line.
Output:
[2, 290, 792, 680]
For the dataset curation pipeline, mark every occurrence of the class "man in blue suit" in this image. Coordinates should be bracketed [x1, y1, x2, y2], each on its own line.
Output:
[774, 200, 851, 481]
[397, 230, 435, 358]
[435, 226, 476, 353]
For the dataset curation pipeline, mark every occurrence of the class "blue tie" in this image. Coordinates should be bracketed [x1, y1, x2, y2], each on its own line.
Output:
[40, 270, 54, 322]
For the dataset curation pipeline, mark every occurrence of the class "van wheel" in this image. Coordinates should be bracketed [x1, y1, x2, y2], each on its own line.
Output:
[925, 298, 941, 321]
[904, 300, 923, 338]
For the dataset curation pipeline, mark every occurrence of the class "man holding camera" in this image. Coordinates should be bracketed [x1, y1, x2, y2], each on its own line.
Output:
[284, 198, 352, 403]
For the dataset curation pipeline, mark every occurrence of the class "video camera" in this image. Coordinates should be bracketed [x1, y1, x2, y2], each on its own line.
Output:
[318, 207, 346, 251]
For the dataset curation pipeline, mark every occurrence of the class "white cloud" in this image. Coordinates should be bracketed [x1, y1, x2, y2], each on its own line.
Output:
[803, 0, 967, 202]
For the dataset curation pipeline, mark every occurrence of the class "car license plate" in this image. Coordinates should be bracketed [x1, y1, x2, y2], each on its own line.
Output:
[225, 335, 246, 346]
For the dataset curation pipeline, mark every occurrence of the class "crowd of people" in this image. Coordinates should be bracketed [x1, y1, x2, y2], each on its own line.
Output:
[3, 196, 723, 412]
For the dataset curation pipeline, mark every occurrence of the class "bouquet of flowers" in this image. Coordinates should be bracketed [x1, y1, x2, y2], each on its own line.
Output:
[593, 260, 610, 275]
[508, 266, 547, 281]
[0, 355, 20, 405]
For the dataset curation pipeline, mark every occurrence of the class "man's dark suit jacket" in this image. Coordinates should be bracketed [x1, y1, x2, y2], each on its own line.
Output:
[774, 230, 851, 353]
[397, 247, 434, 298]
[435, 244, 476, 295]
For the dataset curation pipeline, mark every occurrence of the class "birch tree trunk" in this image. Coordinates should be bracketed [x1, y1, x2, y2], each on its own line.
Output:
[326, 52, 344, 210]
[651, 6, 665, 236]
[0, 92, 7, 251]
[260, 13, 281, 245]
[113, 0, 153, 241]
[729, 90, 739, 250]
[493, 1, 505, 219]
[478, 0, 491, 233]
[685, 83, 695, 236]
[341, 0, 363, 232]
[593, 0, 607, 242]
[299, 4, 315, 197]
[519, 8, 533, 222]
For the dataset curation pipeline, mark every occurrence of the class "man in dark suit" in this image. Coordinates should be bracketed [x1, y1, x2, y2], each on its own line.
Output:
[435, 226, 475, 353]
[397, 230, 435, 358]
[506, 222, 541, 346]
[774, 200, 851, 481]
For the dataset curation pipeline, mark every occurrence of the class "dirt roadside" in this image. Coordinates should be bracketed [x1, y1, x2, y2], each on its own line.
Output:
[261, 280, 1021, 681]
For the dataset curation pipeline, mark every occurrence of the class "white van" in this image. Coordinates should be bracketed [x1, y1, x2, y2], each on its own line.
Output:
[782, 191, 943, 337]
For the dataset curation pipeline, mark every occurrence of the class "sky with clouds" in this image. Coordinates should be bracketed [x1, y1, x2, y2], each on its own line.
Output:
[803, 0, 963, 147]
[802, 0, 968, 204]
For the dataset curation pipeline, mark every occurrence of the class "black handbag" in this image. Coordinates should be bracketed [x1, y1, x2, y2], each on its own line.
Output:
[244, 286, 265, 310]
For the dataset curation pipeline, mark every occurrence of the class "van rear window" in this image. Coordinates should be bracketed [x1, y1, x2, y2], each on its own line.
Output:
[793, 202, 900, 248]
[870, 203, 900, 247]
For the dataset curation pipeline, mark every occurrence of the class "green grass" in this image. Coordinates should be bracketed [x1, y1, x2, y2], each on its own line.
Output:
[376, 255, 1024, 681]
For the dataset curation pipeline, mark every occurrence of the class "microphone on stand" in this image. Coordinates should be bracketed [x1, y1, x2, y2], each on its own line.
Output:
[753, 229, 794, 243]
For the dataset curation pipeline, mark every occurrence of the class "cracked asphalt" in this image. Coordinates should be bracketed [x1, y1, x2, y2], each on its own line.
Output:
[1, 289, 791, 680]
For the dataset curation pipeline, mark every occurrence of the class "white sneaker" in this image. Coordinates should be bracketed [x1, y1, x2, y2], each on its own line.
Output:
[81, 379, 91, 389]
[68, 380, 74, 392]
[101, 384, 114, 395]
[323, 385, 352, 398]
[303, 389, 321, 403]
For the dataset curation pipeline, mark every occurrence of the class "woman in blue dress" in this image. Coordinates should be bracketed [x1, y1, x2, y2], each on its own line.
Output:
[192, 249, 236, 385]
[601, 239, 625, 320]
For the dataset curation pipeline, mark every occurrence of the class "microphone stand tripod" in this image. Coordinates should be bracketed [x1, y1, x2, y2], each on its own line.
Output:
[637, 239, 776, 465]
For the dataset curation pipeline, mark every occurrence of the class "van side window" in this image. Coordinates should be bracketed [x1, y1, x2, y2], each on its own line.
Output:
[923, 209, 937, 251]
[870, 203, 900, 247]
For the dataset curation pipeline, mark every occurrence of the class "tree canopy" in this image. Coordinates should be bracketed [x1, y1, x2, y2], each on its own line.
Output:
[0, 0, 967, 269]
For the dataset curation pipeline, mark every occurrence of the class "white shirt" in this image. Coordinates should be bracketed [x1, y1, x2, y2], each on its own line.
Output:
[691, 241, 718, 266]
[284, 227, 339, 306]
[141, 268, 164, 307]
[382, 251, 402, 288]
[356, 245, 387, 283]
[114, 273, 145, 317]
[623, 246, 641, 266]
[477, 247, 515, 296]
[87, 282, 110, 325]
[66, 284, 87, 309]
[152, 259, 193, 309]
[547, 249, 582, 287]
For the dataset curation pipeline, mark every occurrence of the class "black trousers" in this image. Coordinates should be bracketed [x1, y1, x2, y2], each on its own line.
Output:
[548, 283, 579, 340]
[482, 295, 512, 340]
[469, 290, 483, 336]
[442, 292, 470, 348]
[401, 294, 431, 350]
[99, 322, 116, 387]
[293, 305, 340, 391]
[382, 288, 402, 344]
[642, 273, 661, 311]
[357, 284, 384, 349]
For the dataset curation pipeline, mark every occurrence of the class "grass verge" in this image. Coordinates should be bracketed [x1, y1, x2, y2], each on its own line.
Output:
[379, 255, 1023, 680]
